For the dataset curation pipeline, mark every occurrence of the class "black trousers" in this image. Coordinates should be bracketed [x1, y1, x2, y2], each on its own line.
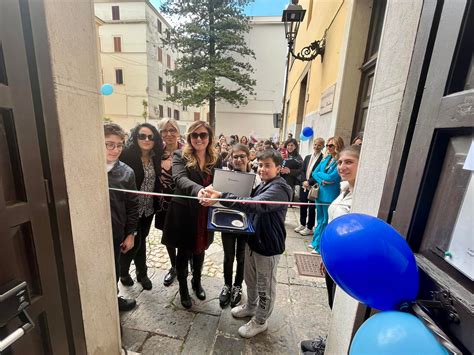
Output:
[299, 188, 316, 229]
[176, 248, 204, 284]
[166, 246, 176, 267]
[113, 237, 121, 284]
[325, 273, 336, 309]
[222, 233, 246, 287]
[120, 214, 154, 278]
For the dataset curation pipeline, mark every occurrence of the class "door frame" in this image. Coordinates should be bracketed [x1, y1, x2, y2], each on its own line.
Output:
[18, 0, 87, 353]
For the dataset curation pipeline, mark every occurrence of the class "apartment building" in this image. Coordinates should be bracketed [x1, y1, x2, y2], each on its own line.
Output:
[95, 0, 208, 132]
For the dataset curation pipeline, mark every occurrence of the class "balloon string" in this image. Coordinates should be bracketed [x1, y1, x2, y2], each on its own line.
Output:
[412, 303, 462, 355]
[108, 187, 341, 207]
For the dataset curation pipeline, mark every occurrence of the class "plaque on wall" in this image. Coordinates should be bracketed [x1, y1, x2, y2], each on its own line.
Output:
[320, 83, 336, 115]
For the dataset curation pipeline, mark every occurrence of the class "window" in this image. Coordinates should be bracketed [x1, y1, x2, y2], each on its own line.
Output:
[167, 107, 172, 118]
[166, 82, 171, 95]
[352, 0, 386, 138]
[174, 85, 178, 95]
[158, 76, 163, 91]
[159, 105, 164, 118]
[112, 6, 120, 20]
[166, 29, 171, 42]
[174, 110, 180, 120]
[167, 54, 171, 68]
[182, 105, 187, 111]
[157, 48, 163, 62]
[157, 19, 162, 33]
[115, 69, 123, 84]
[194, 112, 200, 121]
[113, 37, 122, 52]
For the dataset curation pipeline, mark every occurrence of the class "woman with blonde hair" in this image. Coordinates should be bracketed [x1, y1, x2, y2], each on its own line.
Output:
[161, 121, 222, 309]
[155, 118, 183, 287]
[309, 136, 344, 254]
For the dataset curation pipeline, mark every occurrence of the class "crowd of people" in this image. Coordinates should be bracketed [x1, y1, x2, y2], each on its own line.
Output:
[103, 119, 362, 343]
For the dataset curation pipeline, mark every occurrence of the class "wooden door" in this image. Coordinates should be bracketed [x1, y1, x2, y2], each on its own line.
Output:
[0, 1, 70, 353]
[389, 0, 474, 352]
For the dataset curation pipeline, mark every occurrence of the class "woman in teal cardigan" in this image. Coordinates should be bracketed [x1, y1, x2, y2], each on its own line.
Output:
[310, 136, 345, 253]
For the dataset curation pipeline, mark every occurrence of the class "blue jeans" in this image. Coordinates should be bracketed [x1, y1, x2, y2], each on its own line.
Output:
[311, 202, 329, 252]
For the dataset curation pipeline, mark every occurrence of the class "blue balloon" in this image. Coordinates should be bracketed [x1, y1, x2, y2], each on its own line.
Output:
[100, 84, 114, 96]
[299, 132, 310, 141]
[302, 127, 314, 138]
[321, 213, 419, 310]
[350, 312, 448, 355]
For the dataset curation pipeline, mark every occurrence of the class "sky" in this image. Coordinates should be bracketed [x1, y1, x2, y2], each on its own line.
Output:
[149, 0, 288, 17]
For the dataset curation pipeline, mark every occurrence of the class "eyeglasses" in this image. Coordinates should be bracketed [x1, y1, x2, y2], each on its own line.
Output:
[326, 144, 335, 148]
[190, 132, 209, 140]
[232, 154, 247, 160]
[105, 142, 124, 150]
[160, 128, 178, 135]
[138, 133, 154, 141]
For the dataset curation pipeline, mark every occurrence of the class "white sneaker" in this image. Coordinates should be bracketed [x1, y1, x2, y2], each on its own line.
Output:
[294, 225, 305, 232]
[311, 249, 320, 255]
[307, 244, 313, 249]
[299, 227, 313, 236]
[231, 304, 256, 318]
[238, 319, 268, 338]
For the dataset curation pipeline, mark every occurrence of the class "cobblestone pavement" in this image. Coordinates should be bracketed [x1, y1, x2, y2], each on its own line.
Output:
[120, 208, 331, 354]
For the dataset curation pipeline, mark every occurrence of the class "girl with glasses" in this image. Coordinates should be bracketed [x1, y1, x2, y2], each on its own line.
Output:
[219, 144, 261, 309]
[161, 121, 222, 309]
[154, 118, 183, 287]
[119, 123, 163, 290]
[309, 136, 345, 254]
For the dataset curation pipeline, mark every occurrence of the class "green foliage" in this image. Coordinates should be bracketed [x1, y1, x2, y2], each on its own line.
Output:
[161, 0, 256, 126]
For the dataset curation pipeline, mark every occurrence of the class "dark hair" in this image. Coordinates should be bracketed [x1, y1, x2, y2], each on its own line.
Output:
[257, 149, 283, 166]
[104, 122, 125, 139]
[127, 123, 163, 157]
[352, 132, 364, 145]
[284, 138, 299, 155]
[340, 144, 361, 159]
[231, 143, 250, 157]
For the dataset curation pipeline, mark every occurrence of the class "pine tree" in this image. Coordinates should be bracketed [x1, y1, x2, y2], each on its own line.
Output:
[161, 0, 256, 129]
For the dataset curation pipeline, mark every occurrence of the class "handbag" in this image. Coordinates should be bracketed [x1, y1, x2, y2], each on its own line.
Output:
[307, 183, 319, 201]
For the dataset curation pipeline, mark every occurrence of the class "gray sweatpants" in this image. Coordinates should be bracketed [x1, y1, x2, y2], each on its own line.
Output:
[244, 244, 281, 324]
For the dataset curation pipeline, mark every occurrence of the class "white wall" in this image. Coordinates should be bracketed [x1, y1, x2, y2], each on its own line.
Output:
[216, 17, 286, 138]
[325, 1, 424, 353]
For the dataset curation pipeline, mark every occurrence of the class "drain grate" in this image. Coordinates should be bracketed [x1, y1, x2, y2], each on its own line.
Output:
[294, 252, 323, 277]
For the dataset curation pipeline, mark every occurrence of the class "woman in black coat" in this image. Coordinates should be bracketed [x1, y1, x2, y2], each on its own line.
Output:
[119, 123, 163, 290]
[280, 138, 303, 201]
[162, 121, 221, 309]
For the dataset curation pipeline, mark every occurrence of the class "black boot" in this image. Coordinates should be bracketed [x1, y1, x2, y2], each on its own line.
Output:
[178, 273, 192, 309]
[163, 267, 177, 287]
[191, 278, 206, 300]
[191, 254, 206, 300]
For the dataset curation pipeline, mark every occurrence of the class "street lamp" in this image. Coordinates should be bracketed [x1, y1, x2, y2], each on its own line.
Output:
[281, 0, 325, 62]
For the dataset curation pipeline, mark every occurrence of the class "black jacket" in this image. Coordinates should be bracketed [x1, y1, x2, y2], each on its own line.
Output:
[108, 161, 139, 241]
[300, 152, 323, 186]
[221, 176, 292, 256]
[161, 151, 222, 249]
[120, 147, 161, 210]
[282, 153, 303, 188]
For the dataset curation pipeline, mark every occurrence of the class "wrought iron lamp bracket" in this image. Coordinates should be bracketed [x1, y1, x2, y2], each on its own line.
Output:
[289, 35, 326, 62]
